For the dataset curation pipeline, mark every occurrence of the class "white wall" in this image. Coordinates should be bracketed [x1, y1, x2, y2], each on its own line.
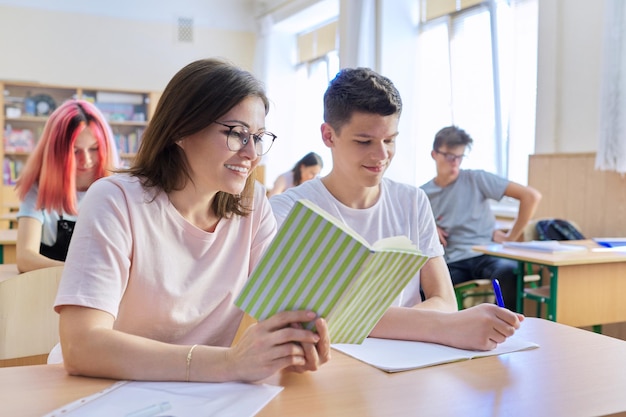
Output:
[0, 1, 257, 91]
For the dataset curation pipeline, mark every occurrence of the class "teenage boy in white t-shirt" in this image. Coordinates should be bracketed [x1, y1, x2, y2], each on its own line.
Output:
[270, 67, 523, 351]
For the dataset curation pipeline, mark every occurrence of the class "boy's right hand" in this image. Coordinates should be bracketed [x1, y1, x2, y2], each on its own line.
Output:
[443, 303, 524, 351]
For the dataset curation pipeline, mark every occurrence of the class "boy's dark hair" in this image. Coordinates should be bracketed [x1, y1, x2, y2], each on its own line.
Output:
[323, 67, 402, 132]
[433, 125, 474, 151]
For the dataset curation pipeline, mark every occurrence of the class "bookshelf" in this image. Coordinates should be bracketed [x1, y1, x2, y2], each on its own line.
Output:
[0, 81, 159, 212]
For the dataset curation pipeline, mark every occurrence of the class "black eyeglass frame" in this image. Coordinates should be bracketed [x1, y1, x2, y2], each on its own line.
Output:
[434, 149, 466, 163]
[215, 121, 277, 156]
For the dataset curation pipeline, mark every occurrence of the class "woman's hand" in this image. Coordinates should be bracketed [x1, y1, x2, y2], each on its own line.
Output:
[284, 316, 330, 373]
[228, 310, 330, 382]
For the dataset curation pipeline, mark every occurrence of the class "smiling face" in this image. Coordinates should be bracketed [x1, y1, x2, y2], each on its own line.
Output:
[323, 111, 398, 189]
[74, 127, 101, 191]
[177, 96, 266, 196]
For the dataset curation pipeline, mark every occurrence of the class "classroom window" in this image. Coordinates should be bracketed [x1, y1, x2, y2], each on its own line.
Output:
[414, 0, 538, 185]
[292, 51, 339, 173]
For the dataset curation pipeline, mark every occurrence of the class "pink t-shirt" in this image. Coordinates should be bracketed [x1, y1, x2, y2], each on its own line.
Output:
[54, 174, 276, 347]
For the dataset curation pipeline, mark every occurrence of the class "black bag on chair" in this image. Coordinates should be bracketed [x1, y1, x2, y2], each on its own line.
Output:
[535, 219, 585, 241]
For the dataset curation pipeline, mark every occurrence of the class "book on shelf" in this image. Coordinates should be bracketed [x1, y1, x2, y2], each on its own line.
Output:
[3, 157, 24, 185]
[235, 199, 429, 344]
[3, 126, 35, 152]
[502, 240, 587, 253]
[332, 334, 539, 372]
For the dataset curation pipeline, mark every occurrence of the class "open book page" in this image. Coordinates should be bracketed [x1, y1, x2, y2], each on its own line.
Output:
[300, 198, 371, 247]
[236, 199, 429, 344]
[371, 235, 419, 252]
[332, 335, 539, 372]
[42, 380, 283, 417]
[503, 240, 587, 253]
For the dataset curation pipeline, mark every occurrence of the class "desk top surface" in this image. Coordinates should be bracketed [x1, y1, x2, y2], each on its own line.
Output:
[1, 318, 625, 417]
[473, 239, 626, 266]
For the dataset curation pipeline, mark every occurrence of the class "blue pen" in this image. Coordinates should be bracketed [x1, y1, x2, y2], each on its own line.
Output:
[492, 279, 505, 308]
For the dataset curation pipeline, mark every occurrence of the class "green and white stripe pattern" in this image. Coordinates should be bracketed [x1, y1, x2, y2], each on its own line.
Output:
[235, 199, 429, 344]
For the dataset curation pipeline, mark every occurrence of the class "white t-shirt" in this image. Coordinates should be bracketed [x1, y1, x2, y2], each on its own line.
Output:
[270, 178, 444, 307]
[54, 174, 276, 347]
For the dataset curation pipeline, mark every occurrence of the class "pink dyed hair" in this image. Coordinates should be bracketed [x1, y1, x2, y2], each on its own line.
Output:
[15, 99, 118, 215]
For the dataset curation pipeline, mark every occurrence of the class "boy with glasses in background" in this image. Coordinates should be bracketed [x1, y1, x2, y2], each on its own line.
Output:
[421, 125, 542, 311]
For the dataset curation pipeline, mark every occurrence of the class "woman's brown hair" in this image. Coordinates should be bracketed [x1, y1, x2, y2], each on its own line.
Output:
[123, 58, 270, 217]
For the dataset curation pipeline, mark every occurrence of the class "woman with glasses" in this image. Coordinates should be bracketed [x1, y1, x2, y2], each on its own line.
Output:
[53, 58, 330, 382]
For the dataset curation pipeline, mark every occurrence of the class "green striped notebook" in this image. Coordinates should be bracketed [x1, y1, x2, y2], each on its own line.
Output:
[235, 199, 429, 344]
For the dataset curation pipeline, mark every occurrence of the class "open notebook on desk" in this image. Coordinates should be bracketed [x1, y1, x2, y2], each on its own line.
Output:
[332, 334, 538, 373]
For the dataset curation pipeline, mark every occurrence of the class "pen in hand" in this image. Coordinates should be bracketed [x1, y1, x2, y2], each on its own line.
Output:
[491, 279, 505, 308]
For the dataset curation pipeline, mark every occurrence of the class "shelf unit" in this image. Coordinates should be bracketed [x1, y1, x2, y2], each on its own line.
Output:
[0, 81, 160, 214]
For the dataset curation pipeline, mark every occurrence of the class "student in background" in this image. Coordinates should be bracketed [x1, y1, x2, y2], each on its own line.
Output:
[53, 58, 330, 382]
[268, 151, 323, 197]
[14, 99, 119, 273]
[271, 67, 523, 351]
[420, 125, 542, 310]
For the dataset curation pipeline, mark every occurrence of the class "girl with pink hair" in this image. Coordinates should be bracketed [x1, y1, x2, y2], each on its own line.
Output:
[15, 99, 119, 272]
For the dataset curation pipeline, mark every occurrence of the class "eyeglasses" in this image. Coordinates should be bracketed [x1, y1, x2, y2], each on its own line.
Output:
[215, 121, 277, 156]
[434, 149, 466, 163]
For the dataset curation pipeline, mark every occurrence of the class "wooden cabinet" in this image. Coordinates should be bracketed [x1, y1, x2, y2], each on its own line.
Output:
[0, 81, 159, 212]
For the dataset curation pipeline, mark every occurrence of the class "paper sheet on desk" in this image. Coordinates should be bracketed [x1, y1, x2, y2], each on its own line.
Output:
[332, 334, 539, 372]
[502, 241, 587, 253]
[42, 380, 283, 417]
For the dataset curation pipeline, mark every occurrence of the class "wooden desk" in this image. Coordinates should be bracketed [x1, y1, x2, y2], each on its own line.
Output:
[1, 318, 625, 417]
[0, 228, 17, 264]
[473, 241, 626, 326]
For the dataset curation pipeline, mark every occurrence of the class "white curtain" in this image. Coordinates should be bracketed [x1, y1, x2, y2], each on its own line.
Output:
[597, 0, 626, 174]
